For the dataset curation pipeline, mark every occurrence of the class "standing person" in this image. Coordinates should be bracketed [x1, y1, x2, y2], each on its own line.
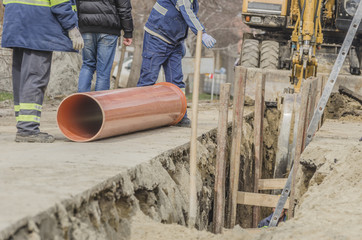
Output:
[1, 0, 84, 143]
[137, 0, 216, 127]
[77, 0, 133, 92]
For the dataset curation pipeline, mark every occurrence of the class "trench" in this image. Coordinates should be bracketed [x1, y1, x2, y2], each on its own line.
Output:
[5, 106, 280, 240]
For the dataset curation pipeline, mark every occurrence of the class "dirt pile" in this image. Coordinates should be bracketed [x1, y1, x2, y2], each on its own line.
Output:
[326, 93, 362, 121]
[255, 121, 362, 240]
[47, 52, 82, 98]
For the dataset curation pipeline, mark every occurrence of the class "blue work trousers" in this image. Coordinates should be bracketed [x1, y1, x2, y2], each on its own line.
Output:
[78, 33, 118, 92]
[138, 32, 187, 118]
[137, 32, 185, 89]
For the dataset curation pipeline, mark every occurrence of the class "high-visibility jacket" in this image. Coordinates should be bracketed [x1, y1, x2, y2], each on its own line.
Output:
[1, 0, 78, 52]
[144, 0, 205, 45]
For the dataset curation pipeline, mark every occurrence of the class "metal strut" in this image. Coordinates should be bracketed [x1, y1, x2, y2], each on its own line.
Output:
[269, 2, 362, 227]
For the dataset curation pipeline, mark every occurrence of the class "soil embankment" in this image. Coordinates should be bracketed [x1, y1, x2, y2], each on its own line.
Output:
[128, 119, 362, 240]
[128, 93, 362, 240]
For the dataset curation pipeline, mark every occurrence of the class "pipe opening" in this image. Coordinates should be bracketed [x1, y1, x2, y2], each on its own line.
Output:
[57, 94, 104, 142]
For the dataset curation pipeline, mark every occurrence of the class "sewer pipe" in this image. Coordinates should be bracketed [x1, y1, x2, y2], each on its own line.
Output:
[57, 82, 187, 142]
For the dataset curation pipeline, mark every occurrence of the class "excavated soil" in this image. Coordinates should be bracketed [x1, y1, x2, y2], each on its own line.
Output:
[325, 93, 362, 121]
[127, 121, 362, 240]
[127, 94, 362, 240]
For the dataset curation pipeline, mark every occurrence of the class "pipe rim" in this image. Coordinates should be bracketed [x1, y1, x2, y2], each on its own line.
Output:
[57, 93, 105, 142]
[155, 82, 187, 125]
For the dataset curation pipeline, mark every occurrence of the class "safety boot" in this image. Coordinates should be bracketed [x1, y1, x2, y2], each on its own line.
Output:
[15, 132, 55, 143]
[175, 117, 191, 128]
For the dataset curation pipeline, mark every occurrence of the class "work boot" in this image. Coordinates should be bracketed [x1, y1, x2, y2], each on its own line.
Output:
[175, 117, 191, 128]
[15, 132, 55, 143]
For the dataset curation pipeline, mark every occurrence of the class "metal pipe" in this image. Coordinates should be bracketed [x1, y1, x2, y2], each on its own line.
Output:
[57, 82, 187, 142]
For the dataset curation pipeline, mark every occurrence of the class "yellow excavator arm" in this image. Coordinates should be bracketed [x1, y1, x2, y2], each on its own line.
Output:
[290, 0, 327, 92]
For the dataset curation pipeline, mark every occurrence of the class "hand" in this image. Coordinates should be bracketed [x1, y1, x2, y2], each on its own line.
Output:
[202, 33, 216, 49]
[68, 27, 84, 51]
[123, 38, 132, 46]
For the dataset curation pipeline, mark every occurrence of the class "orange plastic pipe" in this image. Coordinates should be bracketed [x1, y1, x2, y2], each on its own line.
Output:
[57, 82, 187, 142]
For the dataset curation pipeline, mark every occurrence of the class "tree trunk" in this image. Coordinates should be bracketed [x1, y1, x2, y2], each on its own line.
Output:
[127, 26, 144, 87]
[0, 5, 4, 28]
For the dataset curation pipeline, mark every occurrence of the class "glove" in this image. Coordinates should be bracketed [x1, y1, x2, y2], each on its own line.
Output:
[68, 27, 84, 51]
[202, 33, 216, 49]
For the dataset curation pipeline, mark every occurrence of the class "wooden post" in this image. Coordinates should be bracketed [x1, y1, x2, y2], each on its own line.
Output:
[252, 73, 266, 228]
[213, 83, 231, 234]
[227, 66, 247, 228]
[188, 31, 203, 228]
[302, 78, 317, 151]
[288, 79, 312, 217]
[114, 37, 127, 89]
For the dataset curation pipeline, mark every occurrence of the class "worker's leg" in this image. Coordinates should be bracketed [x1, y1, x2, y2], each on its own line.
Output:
[78, 33, 97, 92]
[95, 33, 118, 91]
[137, 32, 169, 87]
[15, 48, 54, 142]
[163, 44, 190, 127]
[12, 48, 23, 122]
[163, 43, 185, 89]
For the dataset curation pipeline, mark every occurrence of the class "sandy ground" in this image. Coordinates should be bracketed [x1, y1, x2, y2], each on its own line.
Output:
[129, 119, 362, 240]
[130, 211, 257, 240]
[1, 94, 361, 239]
[0, 98, 230, 237]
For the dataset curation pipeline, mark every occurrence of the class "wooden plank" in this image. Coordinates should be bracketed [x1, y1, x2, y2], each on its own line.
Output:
[258, 179, 288, 190]
[306, 78, 319, 126]
[288, 79, 312, 218]
[114, 38, 127, 89]
[237, 192, 289, 209]
[227, 66, 247, 228]
[213, 83, 231, 234]
[252, 73, 265, 227]
[188, 31, 203, 228]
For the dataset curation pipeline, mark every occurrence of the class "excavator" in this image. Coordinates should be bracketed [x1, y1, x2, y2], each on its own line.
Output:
[240, 0, 362, 92]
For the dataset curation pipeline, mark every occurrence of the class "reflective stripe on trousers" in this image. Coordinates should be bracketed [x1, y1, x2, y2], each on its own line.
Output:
[12, 48, 52, 134]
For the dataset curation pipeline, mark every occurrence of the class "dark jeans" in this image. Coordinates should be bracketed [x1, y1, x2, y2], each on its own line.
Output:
[78, 33, 118, 92]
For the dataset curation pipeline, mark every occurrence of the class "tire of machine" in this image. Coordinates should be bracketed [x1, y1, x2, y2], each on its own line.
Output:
[260, 40, 279, 69]
[240, 39, 260, 68]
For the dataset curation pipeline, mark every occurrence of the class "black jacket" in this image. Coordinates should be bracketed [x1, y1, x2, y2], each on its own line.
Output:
[77, 0, 133, 38]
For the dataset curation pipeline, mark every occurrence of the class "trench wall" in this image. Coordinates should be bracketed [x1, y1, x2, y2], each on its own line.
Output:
[2, 108, 280, 240]
[2, 128, 223, 240]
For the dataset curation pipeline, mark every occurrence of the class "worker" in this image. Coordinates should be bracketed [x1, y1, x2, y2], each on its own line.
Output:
[1, 0, 84, 143]
[137, 0, 216, 127]
[77, 0, 133, 92]
[258, 208, 287, 228]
